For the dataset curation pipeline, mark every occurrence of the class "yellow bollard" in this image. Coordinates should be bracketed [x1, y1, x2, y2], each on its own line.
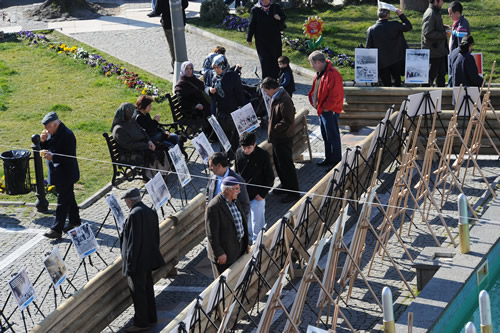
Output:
[458, 193, 470, 254]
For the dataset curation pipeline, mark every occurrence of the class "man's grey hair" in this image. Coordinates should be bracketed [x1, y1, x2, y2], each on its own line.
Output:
[221, 184, 231, 193]
[308, 50, 326, 63]
[378, 8, 390, 19]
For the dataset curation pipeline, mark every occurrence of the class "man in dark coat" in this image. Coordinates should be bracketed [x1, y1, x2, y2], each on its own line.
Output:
[156, 0, 189, 71]
[247, 0, 286, 79]
[206, 177, 250, 275]
[206, 152, 250, 218]
[121, 188, 165, 332]
[366, 7, 412, 87]
[40, 112, 81, 239]
[450, 35, 483, 87]
[235, 132, 274, 242]
[262, 77, 300, 204]
[421, 0, 448, 87]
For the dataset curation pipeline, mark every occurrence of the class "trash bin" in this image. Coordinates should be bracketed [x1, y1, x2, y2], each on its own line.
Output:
[0, 149, 31, 195]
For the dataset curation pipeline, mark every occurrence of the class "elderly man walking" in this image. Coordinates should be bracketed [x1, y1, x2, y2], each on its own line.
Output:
[40, 112, 81, 239]
[206, 177, 250, 275]
[422, 0, 448, 87]
[121, 188, 165, 332]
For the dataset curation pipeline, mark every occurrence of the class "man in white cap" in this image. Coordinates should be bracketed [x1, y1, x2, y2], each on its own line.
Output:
[121, 188, 165, 332]
[40, 112, 81, 239]
[205, 176, 250, 275]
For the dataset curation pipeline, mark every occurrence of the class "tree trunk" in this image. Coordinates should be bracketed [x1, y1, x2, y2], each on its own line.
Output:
[31, 0, 100, 19]
[400, 0, 428, 13]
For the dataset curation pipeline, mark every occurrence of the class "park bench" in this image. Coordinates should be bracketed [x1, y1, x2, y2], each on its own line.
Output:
[102, 132, 141, 186]
[165, 93, 206, 140]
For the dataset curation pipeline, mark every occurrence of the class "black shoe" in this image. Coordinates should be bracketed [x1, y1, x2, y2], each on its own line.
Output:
[316, 160, 333, 167]
[147, 11, 159, 17]
[63, 223, 80, 233]
[280, 194, 300, 203]
[44, 230, 62, 239]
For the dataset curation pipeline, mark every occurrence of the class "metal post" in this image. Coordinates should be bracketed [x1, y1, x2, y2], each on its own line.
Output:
[31, 134, 49, 212]
[170, 0, 188, 86]
[458, 193, 470, 253]
[465, 322, 477, 333]
[479, 290, 493, 333]
[382, 286, 395, 333]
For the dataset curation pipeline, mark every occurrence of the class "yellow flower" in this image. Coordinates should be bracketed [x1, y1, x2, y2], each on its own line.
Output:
[48, 185, 55, 192]
[58, 50, 63, 54]
[49, 44, 54, 48]
[61, 44, 66, 48]
[141, 89, 147, 95]
[105, 71, 111, 77]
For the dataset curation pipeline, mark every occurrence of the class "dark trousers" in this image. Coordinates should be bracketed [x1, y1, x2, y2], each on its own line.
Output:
[380, 62, 402, 87]
[215, 239, 245, 274]
[52, 183, 80, 233]
[161, 27, 175, 70]
[127, 271, 157, 328]
[319, 111, 342, 166]
[257, 45, 281, 80]
[272, 138, 299, 193]
[427, 55, 447, 87]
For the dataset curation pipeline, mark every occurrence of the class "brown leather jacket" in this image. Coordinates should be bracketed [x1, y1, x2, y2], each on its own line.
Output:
[268, 88, 295, 143]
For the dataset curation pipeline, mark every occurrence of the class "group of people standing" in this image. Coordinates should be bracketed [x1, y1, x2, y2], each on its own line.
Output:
[366, 0, 482, 88]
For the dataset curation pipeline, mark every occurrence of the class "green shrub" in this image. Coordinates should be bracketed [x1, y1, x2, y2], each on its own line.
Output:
[200, 0, 229, 22]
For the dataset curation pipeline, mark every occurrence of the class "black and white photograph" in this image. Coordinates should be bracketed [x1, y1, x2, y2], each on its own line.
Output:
[168, 144, 191, 187]
[192, 132, 214, 163]
[106, 192, 125, 232]
[406, 90, 442, 117]
[43, 247, 67, 288]
[405, 49, 430, 84]
[8, 268, 36, 311]
[230, 103, 259, 136]
[208, 115, 231, 152]
[453, 86, 481, 116]
[355, 48, 378, 83]
[145, 172, 171, 210]
[377, 0, 396, 11]
[68, 223, 99, 259]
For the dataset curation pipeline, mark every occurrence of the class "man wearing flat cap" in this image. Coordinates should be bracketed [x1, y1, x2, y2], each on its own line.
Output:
[40, 112, 81, 239]
[121, 188, 165, 332]
[205, 176, 250, 276]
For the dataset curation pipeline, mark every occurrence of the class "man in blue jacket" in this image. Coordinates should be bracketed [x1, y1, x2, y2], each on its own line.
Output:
[40, 112, 81, 239]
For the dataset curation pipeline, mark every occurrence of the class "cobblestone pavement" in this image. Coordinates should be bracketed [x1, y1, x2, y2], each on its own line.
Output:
[1, 1, 498, 333]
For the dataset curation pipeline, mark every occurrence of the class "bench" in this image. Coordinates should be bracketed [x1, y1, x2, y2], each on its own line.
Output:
[102, 132, 141, 186]
[165, 93, 206, 139]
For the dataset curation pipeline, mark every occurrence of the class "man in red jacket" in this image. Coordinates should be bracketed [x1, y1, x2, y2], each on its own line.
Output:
[308, 51, 344, 170]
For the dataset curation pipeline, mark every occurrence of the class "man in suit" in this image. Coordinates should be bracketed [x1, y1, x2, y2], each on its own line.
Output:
[121, 188, 165, 332]
[40, 112, 81, 239]
[366, 6, 412, 87]
[206, 152, 250, 218]
[206, 177, 250, 275]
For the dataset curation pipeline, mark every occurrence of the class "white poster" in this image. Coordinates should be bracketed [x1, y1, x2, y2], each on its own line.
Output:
[406, 90, 442, 117]
[307, 325, 329, 333]
[453, 86, 481, 116]
[43, 247, 67, 288]
[168, 144, 191, 187]
[192, 132, 215, 163]
[355, 48, 378, 83]
[106, 193, 125, 232]
[68, 223, 99, 259]
[145, 172, 171, 210]
[231, 102, 259, 135]
[208, 115, 231, 152]
[405, 49, 430, 84]
[8, 268, 36, 311]
[378, 0, 396, 11]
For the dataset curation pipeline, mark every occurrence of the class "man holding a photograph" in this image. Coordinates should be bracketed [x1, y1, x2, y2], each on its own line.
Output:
[121, 188, 165, 332]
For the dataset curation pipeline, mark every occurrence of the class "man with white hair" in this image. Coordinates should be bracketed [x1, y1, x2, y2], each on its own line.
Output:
[366, 5, 412, 86]
[40, 111, 81, 239]
[205, 176, 250, 275]
[121, 188, 165, 332]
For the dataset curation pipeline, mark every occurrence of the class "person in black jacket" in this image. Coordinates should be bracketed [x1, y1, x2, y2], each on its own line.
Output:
[121, 188, 165, 332]
[207, 55, 245, 158]
[156, 0, 189, 71]
[366, 7, 412, 87]
[235, 132, 274, 242]
[450, 35, 483, 87]
[278, 56, 296, 97]
[133, 95, 179, 149]
[174, 61, 210, 120]
[247, 0, 286, 80]
[40, 112, 81, 239]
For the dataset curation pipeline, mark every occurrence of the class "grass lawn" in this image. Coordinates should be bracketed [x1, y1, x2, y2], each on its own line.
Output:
[0, 30, 173, 203]
[188, 0, 500, 82]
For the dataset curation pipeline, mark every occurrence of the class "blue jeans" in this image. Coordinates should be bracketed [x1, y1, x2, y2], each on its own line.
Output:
[151, 131, 179, 148]
[249, 198, 266, 243]
[151, 0, 157, 11]
[319, 111, 342, 165]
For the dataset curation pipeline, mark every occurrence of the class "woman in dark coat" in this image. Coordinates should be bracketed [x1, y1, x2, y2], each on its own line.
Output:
[247, 0, 285, 80]
[207, 55, 245, 158]
[174, 61, 211, 120]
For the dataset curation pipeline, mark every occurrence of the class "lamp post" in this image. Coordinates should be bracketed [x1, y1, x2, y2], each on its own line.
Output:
[31, 134, 49, 212]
